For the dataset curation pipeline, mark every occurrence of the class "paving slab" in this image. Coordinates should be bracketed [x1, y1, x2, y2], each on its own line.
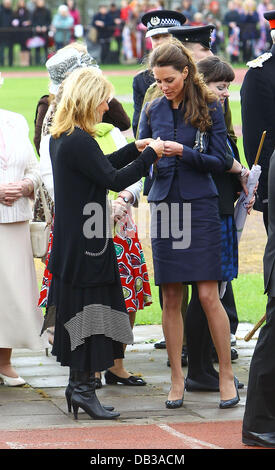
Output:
[0, 322, 258, 433]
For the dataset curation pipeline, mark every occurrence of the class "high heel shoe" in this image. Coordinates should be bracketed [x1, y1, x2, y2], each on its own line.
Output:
[219, 377, 240, 409]
[65, 369, 114, 413]
[165, 387, 184, 409]
[0, 372, 25, 387]
[165, 395, 184, 409]
[70, 370, 120, 420]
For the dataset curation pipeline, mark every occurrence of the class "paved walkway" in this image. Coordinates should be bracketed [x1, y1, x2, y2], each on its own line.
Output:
[0, 322, 263, 449]
[0, 65, 263, 451]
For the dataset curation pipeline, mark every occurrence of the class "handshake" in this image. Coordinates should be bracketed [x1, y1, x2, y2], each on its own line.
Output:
[135, 138, 184, 159]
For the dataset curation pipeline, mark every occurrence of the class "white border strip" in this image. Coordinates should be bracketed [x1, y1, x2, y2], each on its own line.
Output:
[158, 423, 223, 449]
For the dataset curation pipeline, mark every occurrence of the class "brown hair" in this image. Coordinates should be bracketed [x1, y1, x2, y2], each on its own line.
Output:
[148, 38, 217, 131]
[197, 56, 235, 84]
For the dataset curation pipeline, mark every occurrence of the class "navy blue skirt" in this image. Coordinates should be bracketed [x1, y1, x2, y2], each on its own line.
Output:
[150, 174, 222, 285]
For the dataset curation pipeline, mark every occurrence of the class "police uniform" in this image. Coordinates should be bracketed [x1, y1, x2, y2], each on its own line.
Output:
[240, 11, 275, 231]
[132, 10, 186, 137]
[242, 11, 275, 449]
[242, 150, 275, 447]
[132, 69, 155, 137]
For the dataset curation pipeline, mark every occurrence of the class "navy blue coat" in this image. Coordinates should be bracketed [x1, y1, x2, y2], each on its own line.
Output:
[138, 96, 228, 202]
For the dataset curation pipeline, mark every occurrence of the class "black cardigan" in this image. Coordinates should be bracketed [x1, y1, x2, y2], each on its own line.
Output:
[48, 127, 157, 287]
[212, 134, 242, 216]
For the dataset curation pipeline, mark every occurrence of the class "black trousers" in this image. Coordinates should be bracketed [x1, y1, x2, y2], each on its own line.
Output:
[263, 202, 268, 234]
[0, 41, 13, 66]
[99, 38, 111, 64]
[243, 296, 275, 433]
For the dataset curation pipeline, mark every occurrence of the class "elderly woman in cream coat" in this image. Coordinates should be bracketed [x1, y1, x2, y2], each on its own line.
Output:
[0, 99, 48, 386]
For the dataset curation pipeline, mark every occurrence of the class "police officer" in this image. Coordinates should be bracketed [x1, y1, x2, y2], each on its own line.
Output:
[168, 23, 214, 61]
[242, 150, 275, 448]
[132, 9, 186, 138]
[241, 10, 275, 233]
[242, 10, 275, 449]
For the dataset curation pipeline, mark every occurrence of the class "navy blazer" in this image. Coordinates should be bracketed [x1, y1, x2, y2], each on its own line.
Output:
[138, 96, 228, 202]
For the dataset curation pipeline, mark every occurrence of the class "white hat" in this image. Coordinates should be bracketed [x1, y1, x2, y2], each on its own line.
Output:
[46, 48, 98, 95]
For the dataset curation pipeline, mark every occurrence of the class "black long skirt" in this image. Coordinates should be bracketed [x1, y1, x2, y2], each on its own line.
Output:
[47, 268, 133, 373]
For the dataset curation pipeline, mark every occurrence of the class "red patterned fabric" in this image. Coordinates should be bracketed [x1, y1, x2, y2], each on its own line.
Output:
[38, 215, 152, 314]
[38, 224, 53, 308]
[113, 215, 152, 313]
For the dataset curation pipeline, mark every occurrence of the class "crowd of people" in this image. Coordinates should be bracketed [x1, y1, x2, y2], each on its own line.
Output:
[0, 0, 81, 66]
[88, 0, 275, 64]
[0, 0, 274, 67]
[0, 2, 275, 449]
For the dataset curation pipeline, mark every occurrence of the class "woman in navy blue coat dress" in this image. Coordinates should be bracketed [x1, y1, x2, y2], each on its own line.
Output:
[138, 40, 244, 410]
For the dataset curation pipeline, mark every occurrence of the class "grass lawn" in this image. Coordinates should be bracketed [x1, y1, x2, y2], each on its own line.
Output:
[135, 273, 267, 325]
[2, 66, 266, 326]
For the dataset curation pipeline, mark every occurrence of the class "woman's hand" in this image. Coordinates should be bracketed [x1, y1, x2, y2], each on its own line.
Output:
[238, 167, 250, 196]
[0, 184, 9, 204]
[135, 138, 154, 152]
[163, 140, 183, 157]
[246, 195, 256, 214]
[117, 190, 134, 205]
[111, 198, 128, 223]
[148, 138, 165, 159]
[0, 179, 33, 206]
[245, 181, 258, 214]
[0, 183, 24, 206]
[21, 178, 34, 197]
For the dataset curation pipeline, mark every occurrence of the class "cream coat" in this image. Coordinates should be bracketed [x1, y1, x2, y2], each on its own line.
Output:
[0, 109, 40, 223]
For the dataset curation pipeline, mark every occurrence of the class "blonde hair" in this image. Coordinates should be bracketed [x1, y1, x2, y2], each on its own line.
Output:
[243, 0, 257, 12]
[50, 67, 114, 139]
[148, 38, 217, 131]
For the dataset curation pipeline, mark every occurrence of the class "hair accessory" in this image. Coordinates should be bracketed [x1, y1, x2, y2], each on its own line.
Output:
[46, 48, 98, 95]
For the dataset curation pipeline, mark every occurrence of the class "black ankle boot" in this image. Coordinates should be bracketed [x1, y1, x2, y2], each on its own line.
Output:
[71, 371, 120, 420]
[65, 369, 115, 413]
